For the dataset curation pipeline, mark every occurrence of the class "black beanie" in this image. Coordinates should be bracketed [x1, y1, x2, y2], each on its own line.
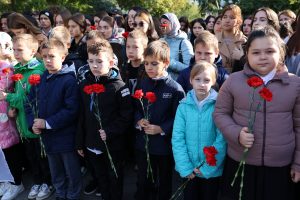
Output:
[39, 10, 54, 26]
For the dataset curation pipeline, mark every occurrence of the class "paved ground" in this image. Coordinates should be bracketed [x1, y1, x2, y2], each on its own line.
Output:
[18, 164, 137, 200]
[18, 165, 182, 200]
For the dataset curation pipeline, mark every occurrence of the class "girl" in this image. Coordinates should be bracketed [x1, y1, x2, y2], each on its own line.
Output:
[252, 7, 280, 32]
[213, 15, 222, 34]
[242, 16, 252, 37]
[99, 16, 125, 70]
[0, 32, 23, 200]
[205, 15, 215, 33]
[55, 9, 71, 27]
[214, 26, 300, 200]
[126, 6, 145, 31]
[133, 10, 159, 42]
[189, 18, 206, 46]
[67, 13, 88, 71]
[216, 4, 247, 73]
[179, 16, 189, 34]
[172, 61, 226, 200]
[160, 12, 194, 80]
[278, 9, 296, 26]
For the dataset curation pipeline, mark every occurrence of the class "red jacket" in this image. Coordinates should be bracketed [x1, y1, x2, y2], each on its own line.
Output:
[213, 65, 300, 171]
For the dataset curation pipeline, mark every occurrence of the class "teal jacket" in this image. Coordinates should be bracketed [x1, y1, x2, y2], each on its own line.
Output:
[172, 89, 226, 179]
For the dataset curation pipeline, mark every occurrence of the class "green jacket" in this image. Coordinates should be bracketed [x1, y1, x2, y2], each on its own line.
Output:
[6, 58, 45, 139]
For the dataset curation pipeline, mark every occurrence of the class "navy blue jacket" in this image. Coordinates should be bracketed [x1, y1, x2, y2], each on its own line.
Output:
[25, 63, 79, 154]
[177, 56, 229, 93]
[134, 74, 185, 155]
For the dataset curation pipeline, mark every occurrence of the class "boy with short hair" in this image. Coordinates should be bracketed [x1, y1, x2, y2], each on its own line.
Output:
[121, 30, 148, 94]
[76, 41, 133, 200]
[134, 40, 185, 200]
[25, 39, 82, 200]
[177, 30, 228, 93]
[0, 34, 51, 200]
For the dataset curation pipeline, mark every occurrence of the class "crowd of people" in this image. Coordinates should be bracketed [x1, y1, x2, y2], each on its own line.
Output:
[0, 3, 299, 200]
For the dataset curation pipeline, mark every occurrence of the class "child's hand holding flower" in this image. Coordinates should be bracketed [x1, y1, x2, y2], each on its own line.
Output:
[33, 118, 46, 129]
[137, 118, 149, 128]
[239, 127, 254, 148]
[144, 124, 163, 135]
[8, 108, 17, 118]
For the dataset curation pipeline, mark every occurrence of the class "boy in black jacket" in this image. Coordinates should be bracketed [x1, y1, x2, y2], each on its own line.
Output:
[76, 41, 133, 200]
[134, 40, 185, 200]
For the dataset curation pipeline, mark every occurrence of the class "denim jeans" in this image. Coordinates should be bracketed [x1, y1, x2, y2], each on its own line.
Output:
[47, 151, 82, 199]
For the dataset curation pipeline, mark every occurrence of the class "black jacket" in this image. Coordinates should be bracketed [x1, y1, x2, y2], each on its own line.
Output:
[134, 74, 185, 155]
[76, 68, 133, 152]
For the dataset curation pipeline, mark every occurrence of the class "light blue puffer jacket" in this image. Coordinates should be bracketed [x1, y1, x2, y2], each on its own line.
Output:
[172, 89, 226, 179]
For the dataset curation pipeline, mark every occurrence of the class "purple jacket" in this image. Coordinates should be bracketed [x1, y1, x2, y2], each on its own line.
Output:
[0, 61, 19, 149]
[213, 65, 300, 171]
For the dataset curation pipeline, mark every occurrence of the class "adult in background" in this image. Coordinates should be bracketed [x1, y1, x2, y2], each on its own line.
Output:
[160, 13, 194, 80]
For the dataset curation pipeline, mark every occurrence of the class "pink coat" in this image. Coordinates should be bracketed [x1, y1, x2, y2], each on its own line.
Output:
[0, 61, 19, 149]
[213, 65, 300, 171]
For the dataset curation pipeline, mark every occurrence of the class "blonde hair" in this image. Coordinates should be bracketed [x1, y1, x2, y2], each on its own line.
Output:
[49, 26, 71, 47]
[127, 29, 148, 48]
[13, 34, 39, 52]
[190, 61, 217, 84]
[194, 30, 219, 52]
[41, 38, 68, 56]
[143, 40, 170, 63]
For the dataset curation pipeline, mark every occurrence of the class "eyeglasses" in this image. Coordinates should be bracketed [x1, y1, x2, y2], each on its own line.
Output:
[133, 21, 145, 28]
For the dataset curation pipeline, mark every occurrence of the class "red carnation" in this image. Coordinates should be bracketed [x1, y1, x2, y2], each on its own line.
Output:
[247, 76, 264, 88]
[203, 146, 218, 166]
[2, 68, 10, 75]
[259, 87, 273, 102]
[122, 32, 129, 39]
[28, 74, 41, 86]
[145, 92, 157, 103]
[160, 23, 169, 28]
[92, 84, 105, 94]
[83, 85, 93, 95]
[11, 74, 23, 81]
[132, 89, 144, 100]
[90, 26, 96, 30]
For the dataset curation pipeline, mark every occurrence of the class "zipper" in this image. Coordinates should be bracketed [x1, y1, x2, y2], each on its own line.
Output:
[262, 99, 266, 166]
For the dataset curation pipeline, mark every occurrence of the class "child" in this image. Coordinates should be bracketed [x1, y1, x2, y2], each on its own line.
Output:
[177, 30, 228, 93]
[134, 40, 185, 200]
[215, 4, 247, 73]
[213, 26, 300, 200]
[76, 41, 133, 200]
[121, 30, 148, 95]
[0, 32, 23, 200]
[26, 39, 82, 200]
[172, 61, 226, 200]
[0, 34, 53, 200]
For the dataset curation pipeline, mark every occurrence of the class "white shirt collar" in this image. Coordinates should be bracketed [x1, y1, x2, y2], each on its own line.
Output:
[257, 68, 276, 84]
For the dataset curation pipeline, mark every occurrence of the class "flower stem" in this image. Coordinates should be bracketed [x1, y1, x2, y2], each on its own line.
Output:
[144, 134, 154, 183]
[104, 140, 118, 178]
[231, 148, 248, 187]
[169, 179, 190, 200]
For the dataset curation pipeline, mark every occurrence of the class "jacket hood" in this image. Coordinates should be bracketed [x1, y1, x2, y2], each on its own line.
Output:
[162, 13, 180, 37]
[181, 88, 217, 106]
[46, 61, 76, 79]
[85, 67, 122, 84]
[14, 58, 44, 72]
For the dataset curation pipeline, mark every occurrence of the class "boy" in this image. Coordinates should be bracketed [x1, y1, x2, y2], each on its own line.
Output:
[25, 39, 82, 200]
[39, 10, 54, 38]
[177, 30, 228, 93]
[134, 40, 185, 200]
[76, 41, 133, 200]
[121, 30, 148, 94]
[0, 34, 52, 200]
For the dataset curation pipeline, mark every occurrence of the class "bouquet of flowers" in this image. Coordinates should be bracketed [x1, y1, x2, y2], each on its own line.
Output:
[231, 76, 273, 200]
[11, 74, 46, 157]
[83, 83, 118, 178]
[170, 146, 218, 200]
[133, 89, 157, 183]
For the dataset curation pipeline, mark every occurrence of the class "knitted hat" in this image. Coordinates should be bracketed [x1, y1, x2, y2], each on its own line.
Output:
[39, 10, 54, 26]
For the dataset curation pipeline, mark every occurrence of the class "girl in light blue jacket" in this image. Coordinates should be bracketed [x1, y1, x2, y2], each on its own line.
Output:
[172, 61, 226, 200]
